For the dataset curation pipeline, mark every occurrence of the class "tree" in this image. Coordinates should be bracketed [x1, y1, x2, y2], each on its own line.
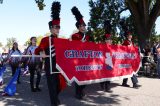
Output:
[24, 35, 44, 47]
[88, 0, 160, 49]
[6, 37, 17, 50]
[0, 0, 3, 4]
[35, 0, 46, 10]
[24, 40, 30, 47]
[124, 0, 160, 48]
[88, 0, 123, 43]
[36, 35, 43, 45]
[0, 42, 3, 47]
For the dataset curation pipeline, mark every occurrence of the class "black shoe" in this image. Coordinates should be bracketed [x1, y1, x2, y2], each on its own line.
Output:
[0, 81, 3, 86]
[104, 84, 112, 93]
[31, 88, 37, 92]
[57, 99, 61, 105]
[133, 84, 141, 88]
[17, 81, 21, 84]
[82, 91, 86, 97]
[35, 87, 41, 92]
[75, 94, 82, 100]
[100, 83, 104, 90]
[104, 88, 113, 93]
[122, 83, 130, 87]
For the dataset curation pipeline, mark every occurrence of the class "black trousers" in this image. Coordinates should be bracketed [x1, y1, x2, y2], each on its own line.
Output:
[45, 66, 60, 106]
[123, 74, 138, 85]
[75, 83, 85, 97]
[11, 64, 20, 82]
[45, 57, 61, 106]
[100, 81, 110, 90]
[28, 64, 41, 90]
[46, 74, 60, 106]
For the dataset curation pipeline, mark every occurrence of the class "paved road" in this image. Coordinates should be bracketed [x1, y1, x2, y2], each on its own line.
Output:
[0, 67, 160, 106]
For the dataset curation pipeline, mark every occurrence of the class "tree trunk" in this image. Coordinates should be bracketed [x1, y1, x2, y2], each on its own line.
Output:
[126, 0, 160, 50]
[137, 28, 149, 50]
[135, 22, 152, 50]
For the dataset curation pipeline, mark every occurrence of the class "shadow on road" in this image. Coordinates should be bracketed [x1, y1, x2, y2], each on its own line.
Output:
[60, 83, 122, 106]
[0, 67, 123, 106]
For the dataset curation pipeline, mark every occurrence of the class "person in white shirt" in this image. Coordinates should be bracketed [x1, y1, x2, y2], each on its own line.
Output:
[7, 42, 22, 84]
[0, 52, 4, 85]
[26, 37, 42, 92]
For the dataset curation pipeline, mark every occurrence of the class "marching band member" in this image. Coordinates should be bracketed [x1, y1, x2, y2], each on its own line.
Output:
[0, 52, 4, 86]
[119, 20, 140, 88]
[26, 37, 42, 92]
[100, 20, 112, 92]
[7, 42, 22, 84]
[0, 52, 3, 67]
[71, 6, 90, 100]
[35, 1, 66, 106]
[122, 32, 140, 88]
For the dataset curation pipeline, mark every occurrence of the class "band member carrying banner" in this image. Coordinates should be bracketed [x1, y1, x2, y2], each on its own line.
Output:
[122, 32, 140, 88]
[100, 20, 112, 92]
[71, 6, 90, 100]
[35, 1, 66, 106]
[26, 37, 42, 92]
[119, 20, 140, 88]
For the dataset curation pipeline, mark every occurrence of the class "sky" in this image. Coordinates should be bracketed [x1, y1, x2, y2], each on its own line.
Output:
[0, 0, 90, 45]
[0, 0, 160, 46]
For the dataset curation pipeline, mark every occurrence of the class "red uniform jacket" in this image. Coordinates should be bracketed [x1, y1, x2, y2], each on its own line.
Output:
[35, 35, 66, 91]
[35, 36, 50, 55]
[122, 39, 134, 46]
[72, 32, 90, 41]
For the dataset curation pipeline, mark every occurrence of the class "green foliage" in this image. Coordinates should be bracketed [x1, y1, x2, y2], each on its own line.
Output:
[36, 35, 43, 45]
[88, 0, 126, 43]
[6, 37, 17, 49]
[0, 42, 3, 47]
[88, 0, 157, 45]
[150, 34, 160, 44]
[35, 0, 46, 10]
[24, 35, 44, 47]
[0, 0, 3, 4]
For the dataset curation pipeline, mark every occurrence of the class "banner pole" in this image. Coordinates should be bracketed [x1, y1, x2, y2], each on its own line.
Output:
[49, 36, 53, 74]
[11, 55, 49, 57]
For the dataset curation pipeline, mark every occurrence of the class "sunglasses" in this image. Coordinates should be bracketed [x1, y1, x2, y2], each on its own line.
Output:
[52, 25, 60, 29]
[79, 24, 86, 27]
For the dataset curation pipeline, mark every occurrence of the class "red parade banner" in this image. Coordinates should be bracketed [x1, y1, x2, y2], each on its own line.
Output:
[54, 38, 141, 85]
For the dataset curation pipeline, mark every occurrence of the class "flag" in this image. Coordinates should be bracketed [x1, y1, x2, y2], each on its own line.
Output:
[0, 66, 6, 85]
[4, 67, 21, 96]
